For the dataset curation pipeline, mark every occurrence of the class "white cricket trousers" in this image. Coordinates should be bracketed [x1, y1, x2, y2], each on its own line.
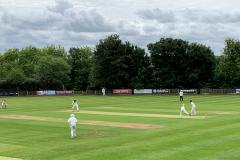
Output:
[180, 108, 189, 117]
[72, 105, 79, 112]
[191, 107, 196, 116]
[70, 125, 77, 138]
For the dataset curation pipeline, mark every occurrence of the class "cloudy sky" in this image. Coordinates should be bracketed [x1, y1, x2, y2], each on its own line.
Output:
[1, 0, 240, 54]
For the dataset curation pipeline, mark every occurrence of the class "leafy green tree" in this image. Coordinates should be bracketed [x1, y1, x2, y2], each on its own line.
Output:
[35, 55, 71, 89]
[0, 49, 21, 82]
[68, 47, 93, 90]
[18, 46, 41, 78]
[1, 48, 19, 63]
[41, 45, 67, 58]
[214, 38, 240, 88]
[6, 67, 26, 85]
[0, 54, 6, 81]
[0, 46, 70, 91]
[0, 66, 27, 91]
[0, 46, 40, 80]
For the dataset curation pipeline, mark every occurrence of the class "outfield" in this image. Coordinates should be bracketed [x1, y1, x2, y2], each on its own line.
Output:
[0, 95, 239, 160]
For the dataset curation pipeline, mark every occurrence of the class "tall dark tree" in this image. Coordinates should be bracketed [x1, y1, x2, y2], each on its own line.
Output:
[148, 38, 215, 88]
[185, 43, 215, 88]
[68, 47, 93, 90]
[94, 34, 125, 88]
[124, 42, 152, 88]
[93, 34, 150, 89]
[148, 38, 188, 88]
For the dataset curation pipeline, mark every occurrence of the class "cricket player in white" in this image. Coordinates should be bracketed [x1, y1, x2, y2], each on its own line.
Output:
[179, 90, 184, 102]
[72, 100, 79, 112]
[68, 114, 78, 138]
[102, 87, 106, 96]
[180, 103, 190, 117]
[1, 100, 7, 109]
[190, 100, 197, 116]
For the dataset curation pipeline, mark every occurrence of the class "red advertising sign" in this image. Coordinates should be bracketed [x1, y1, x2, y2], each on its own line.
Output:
[112, 89, 132, 94]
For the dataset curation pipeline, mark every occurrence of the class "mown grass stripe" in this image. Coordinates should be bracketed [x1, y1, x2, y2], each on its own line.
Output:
[0, 156, 23, 160]
[28, 117, 240, 159]
[0, 95, 239, 160]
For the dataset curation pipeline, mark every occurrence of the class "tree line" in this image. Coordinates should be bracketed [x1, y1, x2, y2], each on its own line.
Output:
[0, 34, 240, 91]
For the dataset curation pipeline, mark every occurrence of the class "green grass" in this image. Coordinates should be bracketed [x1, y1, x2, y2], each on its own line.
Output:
[0, 95, 239, 160]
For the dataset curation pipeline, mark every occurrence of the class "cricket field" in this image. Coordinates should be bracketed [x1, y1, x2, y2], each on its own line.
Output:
[0, 95, 239, 160]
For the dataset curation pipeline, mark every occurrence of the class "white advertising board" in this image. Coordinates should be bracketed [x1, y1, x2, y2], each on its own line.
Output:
[134, 89, 153, 94]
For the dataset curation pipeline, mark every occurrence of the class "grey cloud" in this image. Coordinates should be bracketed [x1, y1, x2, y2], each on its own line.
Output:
[138, 8, 240, 24]
[137, 8, 176, 23]
[135, 8, 240, 54]
[117, 21, 141, 36]
[2, 1, 240, 55]
[1, 10, 62, 31]
[65, 10, 115, 33]
[143, 25, 158, 33]
[183, 9, 240, 24]
[131, 22, 233, 54]
[0, 1, 117, 52]
[0, 28, 39, 51]
[0, 2, 141, 51]
[48, 0, 73, 15]
[59, 31, 100, 45]
[158, 23, 232, 54]
[0, 3, 115, 33]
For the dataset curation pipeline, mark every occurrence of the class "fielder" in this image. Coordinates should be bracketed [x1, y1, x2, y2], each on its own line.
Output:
[179, 90, 184, 102]
[102, 87, 106, 96]
[180, 103, 190, 117]
[72, 100, 79, 112]
[68, 114, 78, 138]
[1, 100, 7, 109]
[190, 100, 197, 116]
